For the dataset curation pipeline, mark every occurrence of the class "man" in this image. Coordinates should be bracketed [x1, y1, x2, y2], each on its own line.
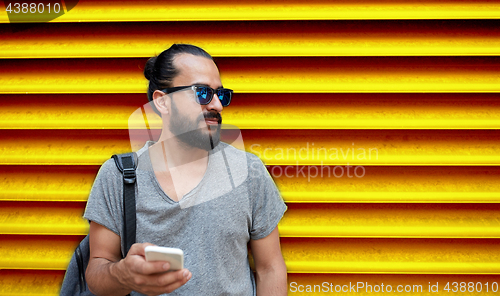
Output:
[84, 44, 288, 295]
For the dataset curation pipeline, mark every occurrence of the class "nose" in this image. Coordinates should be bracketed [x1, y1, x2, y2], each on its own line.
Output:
[206, 92, 223, 113]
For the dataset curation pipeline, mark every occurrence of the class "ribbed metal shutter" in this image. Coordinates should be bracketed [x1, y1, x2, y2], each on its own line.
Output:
[1, 1, 499, 294]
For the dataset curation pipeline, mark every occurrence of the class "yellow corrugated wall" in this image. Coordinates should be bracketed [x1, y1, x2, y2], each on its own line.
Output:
[1, 0, 499, 294]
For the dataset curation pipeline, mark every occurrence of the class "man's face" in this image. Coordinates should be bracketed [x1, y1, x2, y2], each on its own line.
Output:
[167, 54, 224, 150]
[169, 98, 222, 150]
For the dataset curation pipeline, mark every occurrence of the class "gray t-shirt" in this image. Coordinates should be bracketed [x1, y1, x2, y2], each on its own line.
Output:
[84, 141, 287, 296]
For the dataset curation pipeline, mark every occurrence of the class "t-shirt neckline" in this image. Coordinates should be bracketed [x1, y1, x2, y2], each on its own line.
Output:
[143, 141, 215, 204]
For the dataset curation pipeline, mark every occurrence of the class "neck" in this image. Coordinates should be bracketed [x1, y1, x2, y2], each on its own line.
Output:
[149, 130, 209, 171]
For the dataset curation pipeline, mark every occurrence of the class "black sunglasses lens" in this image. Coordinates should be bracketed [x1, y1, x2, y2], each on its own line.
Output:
[195, 87, 214, 104]
[195, 86, 231, 106]
[217, 89, 232, 106]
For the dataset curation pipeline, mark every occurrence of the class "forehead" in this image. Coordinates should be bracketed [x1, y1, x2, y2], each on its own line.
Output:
[172, 53, 222, 88]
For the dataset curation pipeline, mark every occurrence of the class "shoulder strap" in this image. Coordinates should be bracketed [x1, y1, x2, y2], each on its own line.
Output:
[112, 152, 137, 257]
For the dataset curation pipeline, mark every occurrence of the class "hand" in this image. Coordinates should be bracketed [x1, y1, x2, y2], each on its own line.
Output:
[111, 243, 191, 295]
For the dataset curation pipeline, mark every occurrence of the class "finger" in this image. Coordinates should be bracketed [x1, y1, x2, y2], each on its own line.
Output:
[157, 269, 191, 286]
[133, 259, 171, 275]
[125, 269, 191, 295]
[160, 270, 192, 294]
[131, 269, 190, 294]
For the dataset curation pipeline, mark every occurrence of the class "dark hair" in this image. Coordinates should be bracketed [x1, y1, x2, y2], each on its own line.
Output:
[144, 44, 213, 115]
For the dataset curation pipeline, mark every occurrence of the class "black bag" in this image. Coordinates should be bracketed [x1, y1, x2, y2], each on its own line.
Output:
[60, 153, 138, 295]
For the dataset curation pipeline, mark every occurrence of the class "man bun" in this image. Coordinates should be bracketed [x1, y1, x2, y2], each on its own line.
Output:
[143, 56, 157, 81]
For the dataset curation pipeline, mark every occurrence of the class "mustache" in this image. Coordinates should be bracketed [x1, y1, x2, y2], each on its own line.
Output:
[201, 111, 222, 124]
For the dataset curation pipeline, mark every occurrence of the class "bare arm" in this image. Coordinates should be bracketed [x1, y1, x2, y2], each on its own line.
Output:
[250, 226, 287, 296]
[86, 222, 191, 296]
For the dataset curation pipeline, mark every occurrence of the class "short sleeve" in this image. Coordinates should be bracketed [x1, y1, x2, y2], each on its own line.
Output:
[247, 154, 287, 240]
[83, 159, 124, 237]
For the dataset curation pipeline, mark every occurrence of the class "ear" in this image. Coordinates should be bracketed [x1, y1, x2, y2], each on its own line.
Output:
[152, 90, 170, 115]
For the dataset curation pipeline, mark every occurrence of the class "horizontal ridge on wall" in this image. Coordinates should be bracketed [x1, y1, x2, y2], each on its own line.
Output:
[282, 237, 500, 274]
[2, 166, 499, 203]
[0, 202, 88, 235]
[2, 0, 500, 22]
[0, 129, 499, 165]
[2, 202, 500, 238]
[1, 20, 499, 58]
[280, 204, 500, 238]
[1, 93, 500, 129]
[0, 270, 65, 296]
[2, 271, 500, 296]
[1, 57, 500, 93]
[1, 235, 499, 273]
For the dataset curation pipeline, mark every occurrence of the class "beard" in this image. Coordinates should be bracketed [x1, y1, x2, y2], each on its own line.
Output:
[169, 101, 222, 151]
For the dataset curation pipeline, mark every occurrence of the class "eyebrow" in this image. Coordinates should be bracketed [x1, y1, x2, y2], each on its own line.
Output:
[193, 83, 224, 89]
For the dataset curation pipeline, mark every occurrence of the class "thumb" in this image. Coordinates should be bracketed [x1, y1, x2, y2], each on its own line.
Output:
[127, 242, 157, 257]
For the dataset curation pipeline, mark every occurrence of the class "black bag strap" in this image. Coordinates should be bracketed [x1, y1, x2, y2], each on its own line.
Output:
[75, 242, 86, 293]
[112, 152, 137, 257]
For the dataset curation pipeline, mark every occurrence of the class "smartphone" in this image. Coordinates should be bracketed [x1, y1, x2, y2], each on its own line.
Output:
[144, 246, 184, 271]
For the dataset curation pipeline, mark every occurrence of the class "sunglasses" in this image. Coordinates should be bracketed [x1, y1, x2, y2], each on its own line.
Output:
[161, 85, 233, 107]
